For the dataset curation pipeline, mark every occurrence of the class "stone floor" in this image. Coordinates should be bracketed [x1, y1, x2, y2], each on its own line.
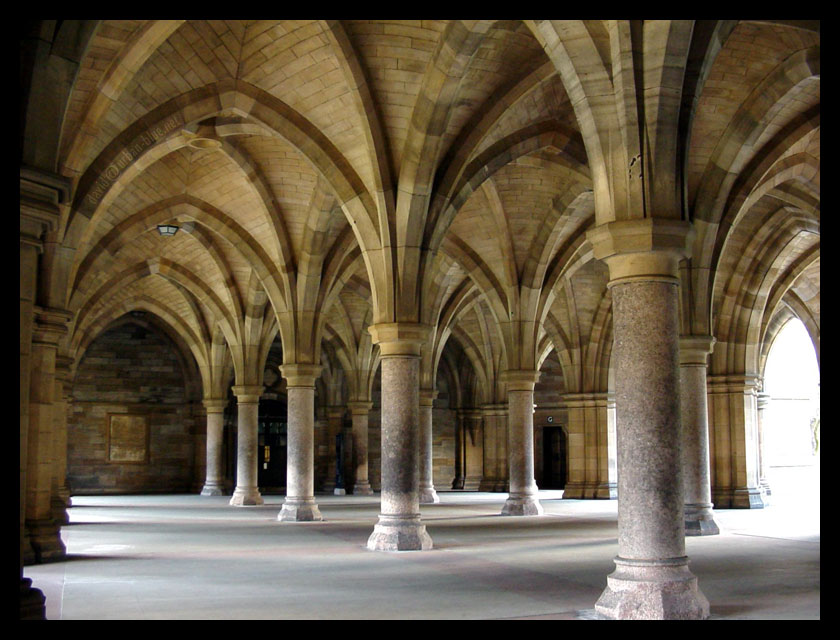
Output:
[24, 467, 819, 620]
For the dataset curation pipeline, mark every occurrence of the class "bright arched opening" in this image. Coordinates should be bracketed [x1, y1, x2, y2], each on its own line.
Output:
[763, 318, 820, 508]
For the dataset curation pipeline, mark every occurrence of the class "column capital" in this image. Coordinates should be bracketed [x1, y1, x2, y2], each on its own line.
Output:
[231, 385, 263, 403]
[679, 335, 716, 366]
[419, 388, 438, 406]
[203, 397, 228, 413]
[347, 400, 374, 415]
[586, 219, 694, 283]
[326, 406, 346, 420]
[279, 363, 322, 387]
[20, 165, 70, 251]
[368, 323, 430, 357]
[500, 370, 540, 391]
[480, 402, 508, 414]
[32, 307, 72, 346]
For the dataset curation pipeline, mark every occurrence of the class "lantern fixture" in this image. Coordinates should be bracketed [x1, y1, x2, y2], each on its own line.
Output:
[157, 224, 179, 237]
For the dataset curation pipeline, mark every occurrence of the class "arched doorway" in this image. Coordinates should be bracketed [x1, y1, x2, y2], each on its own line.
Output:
[258, 399, 287, 493]
[762, 318, 820, 507]
[542, 425, 568, 489]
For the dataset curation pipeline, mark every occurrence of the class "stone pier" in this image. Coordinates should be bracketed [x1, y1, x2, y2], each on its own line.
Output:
[680, 336, 720, 536]
[366, 324, 432, 551]
[201, 398, 227, 496]
[229, 385, 264, 506]
[278, 364, 323, 521]
[501, 370, 543, 516]
[589, 220, 709, 620]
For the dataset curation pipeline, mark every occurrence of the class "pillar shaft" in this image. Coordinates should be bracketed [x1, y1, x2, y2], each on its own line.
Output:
[348, 401, 374, 495]
[501, 371, 543, 516]
[26, 307, 71, 564]
[479, 405, 508, 492]
[588, 220, 708, 620]
[51, 356, 73, 525]
[419, 389, 439, 503]
[201, 399, 227, 496]
[229, 386, 263, 506]
[680, 337, 719, 535]
[366, 323, 432, 551]
[278, 365, 322, 521]
[756, 392, 772, 499]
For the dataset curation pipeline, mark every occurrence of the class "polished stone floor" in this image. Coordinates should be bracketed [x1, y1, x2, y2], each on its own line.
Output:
[24, 466, 819, 620]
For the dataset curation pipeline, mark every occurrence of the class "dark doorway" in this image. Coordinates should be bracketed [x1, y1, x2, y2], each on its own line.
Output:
[542, 426, 567, 489]
[258, 399, 287, 493]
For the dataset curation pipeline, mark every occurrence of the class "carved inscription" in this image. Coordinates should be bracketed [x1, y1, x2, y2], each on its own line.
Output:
[108, 414, 149, 463]
[85, 114, 184, 209]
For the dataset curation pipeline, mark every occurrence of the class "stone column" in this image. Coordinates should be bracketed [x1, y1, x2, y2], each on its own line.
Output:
[366, 323, 432, 551]
[501, 370, 543, 516]
[462, 410, 484, 490]
[51, 355, 73, 525]
[562, 393, 615, 499]
[278, 365, 323, 521]
[588, 220, 708, 620]
[452, 410, 465, 489]
[479, 404, 508, 491]
[680, 336, 720, 536]
[229, 385, 264, 506]
[348, 401, 374, 495]
[756, 391, 772, 501]
[706, 374, 767, 509]
[26, 307, 72, 564]
[419, 389, 440, 503]
[20, 168, 67, 618]
[322, 406, 345, 494]
[201, 398, 227, 496]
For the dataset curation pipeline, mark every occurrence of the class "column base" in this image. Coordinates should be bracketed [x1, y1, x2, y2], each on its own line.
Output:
[733, 487, 768, 509]
[501, 492, 544, 516]
[595, 557, 710, 620]
[451, 476, 465, 490]
[25, 519, 66, 563]
[229, 488, 264, 506]
[351, 481, 374, 496]
[51, 495, 69, 525]
[20, 578, 46, 620]
[334, 488, 346, 495]
[278, 498, 323, 522]
[563, 482, 616, 500]
[478, 479, 498, 492]
[684, 503, 720, 536]
[367, 515, 433, 551]
[419, 486, 440, 503]
[463, 475, 482, 491]
[201, 483, 226, 496]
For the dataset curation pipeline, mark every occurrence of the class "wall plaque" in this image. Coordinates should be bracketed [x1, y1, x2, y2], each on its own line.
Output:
[108, 414, 149, 463]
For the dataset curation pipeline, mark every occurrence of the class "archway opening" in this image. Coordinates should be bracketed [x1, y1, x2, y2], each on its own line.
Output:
[762, 317, 820, 508]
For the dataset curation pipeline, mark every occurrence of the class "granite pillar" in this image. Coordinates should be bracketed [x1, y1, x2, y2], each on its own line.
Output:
[348, 401, 374, 495]
[201, 398, 227, 496]
[501, 371, 543, 516]
[680, 336, 719, 536]
[588, 220, 708, 619]
[278, 365, 323, 521]
[229, 386, 264, 506]
[367, 324, 432, 551]
[419, 389, 440, 503]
